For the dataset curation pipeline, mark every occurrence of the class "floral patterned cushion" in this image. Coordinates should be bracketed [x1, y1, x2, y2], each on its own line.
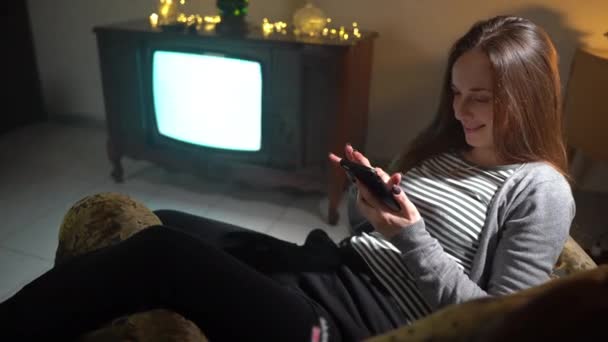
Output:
[56, 192, 207, 342]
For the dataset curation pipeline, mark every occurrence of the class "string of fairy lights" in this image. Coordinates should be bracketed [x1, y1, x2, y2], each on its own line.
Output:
[148, 0, 364, 41]
[261, 17, 362, 41]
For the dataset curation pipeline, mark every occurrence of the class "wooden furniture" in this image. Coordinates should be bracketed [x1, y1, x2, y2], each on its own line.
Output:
[93, 20, 377, 225]
[564, 46, 608, 183]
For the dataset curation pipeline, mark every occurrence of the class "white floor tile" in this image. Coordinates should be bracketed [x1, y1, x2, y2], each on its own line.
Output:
[146, 185, 230, 219]
[0, 247, 52, 303]
[0, 178, 99, 240]
[202, 184, 296, 234]
[0, 209, 65, 261]
[267, 192, 351, 244]
[85, 177, 164, 208]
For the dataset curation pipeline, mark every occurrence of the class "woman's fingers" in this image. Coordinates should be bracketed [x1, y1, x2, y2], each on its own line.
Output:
[356, 192, 376, 219]
[376, 167, 395, 183]
[353, 150, 372, 167]
[391, 185, 422, 223]
[345, 144, 371, 167]
[375, 168, 402, 190]
[356, 181, 383, 210]
[328, 153, 342, 165]
[345, 144, 355, 161]
[388, 172, 402, 187]
[344, 144, 371, 168]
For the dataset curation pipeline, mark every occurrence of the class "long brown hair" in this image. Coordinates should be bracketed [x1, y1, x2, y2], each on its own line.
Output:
[389, 16, 569, 179]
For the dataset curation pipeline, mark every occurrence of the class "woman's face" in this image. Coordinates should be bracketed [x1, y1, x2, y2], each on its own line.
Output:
[451, 48, 495, 151]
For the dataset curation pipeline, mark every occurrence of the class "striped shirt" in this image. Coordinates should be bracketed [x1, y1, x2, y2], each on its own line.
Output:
[350, 152, 521, 323]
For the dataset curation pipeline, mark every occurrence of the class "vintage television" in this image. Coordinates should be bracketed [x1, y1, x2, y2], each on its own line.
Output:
[94, 20, 377, 224]
[143, 42, 276, 166]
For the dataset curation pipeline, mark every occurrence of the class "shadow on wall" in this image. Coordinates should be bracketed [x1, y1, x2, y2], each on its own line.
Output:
[365, 29, 446, 161]
[513, 6, 586, 86]
[366, 5, 586, 163]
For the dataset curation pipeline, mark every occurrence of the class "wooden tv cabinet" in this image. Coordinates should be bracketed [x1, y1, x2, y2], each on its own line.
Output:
[94, 19, 377, 225]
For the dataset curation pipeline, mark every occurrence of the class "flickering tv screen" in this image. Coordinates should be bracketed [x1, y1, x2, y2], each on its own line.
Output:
[152, 50, 262, 151]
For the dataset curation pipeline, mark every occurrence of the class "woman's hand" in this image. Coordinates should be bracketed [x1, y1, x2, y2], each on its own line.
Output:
[329, 145, 421, 239]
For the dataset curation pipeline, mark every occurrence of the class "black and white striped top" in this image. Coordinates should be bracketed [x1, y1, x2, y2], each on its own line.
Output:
[350, 152, 520, 323]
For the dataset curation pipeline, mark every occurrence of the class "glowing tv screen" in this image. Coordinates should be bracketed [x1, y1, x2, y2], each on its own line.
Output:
[152, 50, 262, 151]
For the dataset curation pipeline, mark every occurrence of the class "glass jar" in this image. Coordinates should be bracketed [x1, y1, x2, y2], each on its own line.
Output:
[293, 1, 327, 36]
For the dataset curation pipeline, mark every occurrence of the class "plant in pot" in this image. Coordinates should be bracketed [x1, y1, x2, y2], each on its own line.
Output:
[216, 0, 249, 34]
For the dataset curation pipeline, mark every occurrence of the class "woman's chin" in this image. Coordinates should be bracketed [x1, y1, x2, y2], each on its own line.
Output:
[464, 136, 480, 147]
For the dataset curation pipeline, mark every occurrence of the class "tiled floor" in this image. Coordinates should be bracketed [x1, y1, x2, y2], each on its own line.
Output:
[1, 121, 607, 303]
[0, 122, 351, 302]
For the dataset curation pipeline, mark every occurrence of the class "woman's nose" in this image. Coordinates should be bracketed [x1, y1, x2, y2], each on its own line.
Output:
[454, 98, 471, 120]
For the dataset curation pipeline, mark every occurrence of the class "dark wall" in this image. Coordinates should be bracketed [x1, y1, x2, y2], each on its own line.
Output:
[0, 1, 45, 134]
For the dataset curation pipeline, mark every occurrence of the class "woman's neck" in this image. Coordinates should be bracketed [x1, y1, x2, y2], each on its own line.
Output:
[463, 147, 502, 168]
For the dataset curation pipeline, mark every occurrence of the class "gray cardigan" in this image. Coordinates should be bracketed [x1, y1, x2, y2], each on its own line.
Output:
[347, 161, 575, 310]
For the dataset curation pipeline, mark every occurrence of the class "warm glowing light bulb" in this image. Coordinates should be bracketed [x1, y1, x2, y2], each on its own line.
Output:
[149, 13, 159, 27]
[180, 0, 185, 4]
[343, 33, 349, 40]
[352, 22, 358, 27]
[262, 18, 275, 36]
[204, 15, 221, 24]
[327, 18, 332, 23]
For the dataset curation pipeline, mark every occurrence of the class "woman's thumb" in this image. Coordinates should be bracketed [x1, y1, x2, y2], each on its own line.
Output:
[388, 173, 401, 187]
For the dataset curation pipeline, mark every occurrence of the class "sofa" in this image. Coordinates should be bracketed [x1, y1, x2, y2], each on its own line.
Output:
[55, 192, 606, 341]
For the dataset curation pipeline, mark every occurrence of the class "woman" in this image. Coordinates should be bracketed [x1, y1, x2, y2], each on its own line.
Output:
[334, 13, 574, 322]
[1, 15, 574, 341]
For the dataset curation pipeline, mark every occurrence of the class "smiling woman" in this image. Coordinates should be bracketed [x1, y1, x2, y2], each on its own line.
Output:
[451, 47, 496, 165]
[391, 15, 568, 176]
[339, 14, 575, 329]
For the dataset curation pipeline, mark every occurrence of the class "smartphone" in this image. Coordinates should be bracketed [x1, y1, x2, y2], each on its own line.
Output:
[339, 158, 401, 212]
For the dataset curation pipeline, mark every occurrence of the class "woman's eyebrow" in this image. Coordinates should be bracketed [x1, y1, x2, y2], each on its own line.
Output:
[451, 84, 492, 92]
[469, 87, 492, 92]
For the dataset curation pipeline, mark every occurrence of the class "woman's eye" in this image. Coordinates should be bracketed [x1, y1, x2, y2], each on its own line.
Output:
[473, 97, 491, 103]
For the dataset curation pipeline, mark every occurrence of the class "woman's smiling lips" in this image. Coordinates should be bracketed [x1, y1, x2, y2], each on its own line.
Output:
[463, 124, 485, 133]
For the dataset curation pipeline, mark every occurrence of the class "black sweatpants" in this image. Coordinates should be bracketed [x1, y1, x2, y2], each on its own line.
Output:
[0, 210, 407, 341]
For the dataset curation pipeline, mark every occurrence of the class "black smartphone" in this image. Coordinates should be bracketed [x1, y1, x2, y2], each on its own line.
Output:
[339, 158, 401, 212]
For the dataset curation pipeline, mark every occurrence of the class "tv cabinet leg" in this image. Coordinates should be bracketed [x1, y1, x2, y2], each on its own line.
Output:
[107, 138, 124, 183]
[328, 206, 340, 226]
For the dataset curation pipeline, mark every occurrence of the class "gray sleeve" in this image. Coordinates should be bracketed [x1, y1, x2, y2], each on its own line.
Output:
[485, 178, 574, 296]
[388, 178, 574, 310]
